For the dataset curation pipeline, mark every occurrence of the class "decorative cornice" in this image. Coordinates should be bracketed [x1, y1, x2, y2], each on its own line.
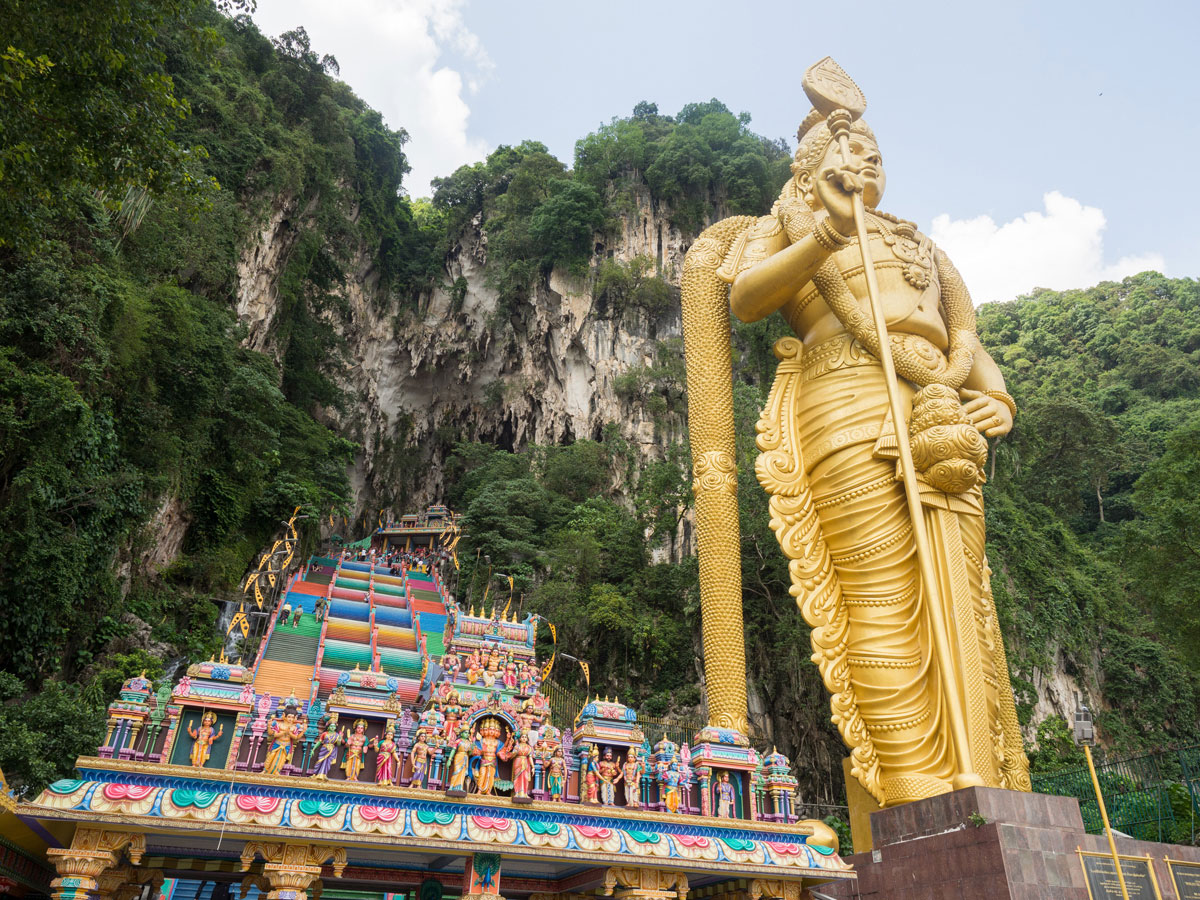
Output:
[20, 804, 849, 882]
[66, 757, 820, 842]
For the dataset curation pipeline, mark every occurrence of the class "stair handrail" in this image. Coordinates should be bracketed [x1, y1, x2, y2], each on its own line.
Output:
[311, 557, 336, 679]
[251, 569, 298, 676]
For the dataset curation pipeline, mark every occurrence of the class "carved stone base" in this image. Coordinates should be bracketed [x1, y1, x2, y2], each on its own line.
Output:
[822, 786, 1200, 899]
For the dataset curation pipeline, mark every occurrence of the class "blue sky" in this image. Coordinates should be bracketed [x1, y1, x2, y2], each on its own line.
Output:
[252, 0, 1197, 303]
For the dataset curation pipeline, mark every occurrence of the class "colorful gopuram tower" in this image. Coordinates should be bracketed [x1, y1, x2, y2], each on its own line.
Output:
[16, 506, 853, 900]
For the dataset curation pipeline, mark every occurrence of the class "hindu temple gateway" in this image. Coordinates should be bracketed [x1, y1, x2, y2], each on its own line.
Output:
[6, 502, 851, 900]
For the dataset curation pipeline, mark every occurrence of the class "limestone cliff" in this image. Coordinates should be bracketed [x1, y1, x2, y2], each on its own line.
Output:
[234, 186, 689, 521]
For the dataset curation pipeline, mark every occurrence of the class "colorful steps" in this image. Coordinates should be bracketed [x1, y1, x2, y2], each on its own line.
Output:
[251, 550, 452, 713]
[375, 624, 417, 650]
[329, 599, 370, 621]
[289, 580, 327, 597]
[262, 615, 321, 665]
[321, 638, 374, 670]
[373, 606, 412, 629]
[253, 660, 315, 700]
[325, 620, 370, 643]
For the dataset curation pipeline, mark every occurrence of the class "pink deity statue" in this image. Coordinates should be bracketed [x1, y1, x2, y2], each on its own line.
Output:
[369, 723, 401, 785]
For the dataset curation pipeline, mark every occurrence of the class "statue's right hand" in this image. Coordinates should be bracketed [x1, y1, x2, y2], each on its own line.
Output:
[815, 165, 860, 238]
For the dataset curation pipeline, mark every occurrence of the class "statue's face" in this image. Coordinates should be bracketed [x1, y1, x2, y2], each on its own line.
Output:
[817, 133, 886, 208]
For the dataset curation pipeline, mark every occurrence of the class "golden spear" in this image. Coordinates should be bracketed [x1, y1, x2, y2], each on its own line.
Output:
[801, 57, 980, 787]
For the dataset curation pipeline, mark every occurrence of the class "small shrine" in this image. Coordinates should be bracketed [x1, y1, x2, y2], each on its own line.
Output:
[16, 507, 853, 900]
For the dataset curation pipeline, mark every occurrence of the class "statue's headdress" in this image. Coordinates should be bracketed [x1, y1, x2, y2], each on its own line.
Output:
[792, 108, 876, 177]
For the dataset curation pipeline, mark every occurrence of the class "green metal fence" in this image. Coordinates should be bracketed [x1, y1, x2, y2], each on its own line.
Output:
[1033, 746, 1200, 845]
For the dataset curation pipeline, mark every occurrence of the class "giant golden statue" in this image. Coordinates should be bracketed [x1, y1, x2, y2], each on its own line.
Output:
[683, 58, 1031, 808]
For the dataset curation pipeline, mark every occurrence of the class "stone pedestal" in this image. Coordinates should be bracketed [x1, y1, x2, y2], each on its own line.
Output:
[822, 786, 1200, 899]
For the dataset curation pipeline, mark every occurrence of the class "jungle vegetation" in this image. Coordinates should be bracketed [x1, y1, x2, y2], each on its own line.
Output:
[1, 0, 1198, 811]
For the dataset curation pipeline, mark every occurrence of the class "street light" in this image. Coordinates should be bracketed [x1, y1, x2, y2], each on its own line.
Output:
[1076, 693, 1129, 900]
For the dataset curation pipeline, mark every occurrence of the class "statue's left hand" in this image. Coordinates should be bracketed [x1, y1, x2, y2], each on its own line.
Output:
[960, 389, 1012, 437]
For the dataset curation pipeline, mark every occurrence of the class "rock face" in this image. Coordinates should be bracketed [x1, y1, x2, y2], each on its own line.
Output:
[234, 192, 691, 518]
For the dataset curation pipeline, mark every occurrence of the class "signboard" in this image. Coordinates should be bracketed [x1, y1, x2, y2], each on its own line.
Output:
[1078, 852, 1161, 900]
[1167, 859, 1200, 900]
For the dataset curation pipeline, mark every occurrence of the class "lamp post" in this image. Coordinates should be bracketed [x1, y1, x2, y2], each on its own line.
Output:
[1076, 694, 1129, 900]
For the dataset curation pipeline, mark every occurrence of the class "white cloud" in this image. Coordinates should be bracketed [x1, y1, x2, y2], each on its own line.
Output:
[251, 0, 492, 198]
[929, 191, 1165, 304]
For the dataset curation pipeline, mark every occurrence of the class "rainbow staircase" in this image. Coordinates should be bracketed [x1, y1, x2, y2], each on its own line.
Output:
[251, 553, 449, 709]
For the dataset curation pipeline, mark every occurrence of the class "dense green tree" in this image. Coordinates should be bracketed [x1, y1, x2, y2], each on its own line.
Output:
[0, 0, 259, 252]
[1121, 419, 1200, 667]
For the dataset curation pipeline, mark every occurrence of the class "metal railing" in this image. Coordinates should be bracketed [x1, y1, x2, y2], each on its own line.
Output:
[1033, 746, 1200, 845]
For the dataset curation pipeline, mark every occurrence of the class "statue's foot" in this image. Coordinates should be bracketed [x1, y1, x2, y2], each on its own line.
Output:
[881, 773, 954, 807]
[951, 772, 986, 790]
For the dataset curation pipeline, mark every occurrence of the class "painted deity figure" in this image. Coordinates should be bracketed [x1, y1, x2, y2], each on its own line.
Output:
[715, 771, 736, 818]
[446, 727, 473, 793]
[516, 698, 537, 736]
[370, 723, 401, 785]
[545, 746, 566, 801]
[443, 690, 464, 741]
[410, 731, 432, 788]
[622, 747, 644, 808]
[442, 652, 461, 682]
[465, 649, 483, 685]
[518, 663, 534, 696]
[262, 707, 301, 775]
[310, 718, 341, 780]
[580, 745, 601, 804]
[187, 711, 223, 768]
[482, 648, 501, 689]
[506, 732, 534, 801]
[660, 761, 682, 814]
[340, 719, 369, 782]
[597, 747, 621, 806]
[681, 61, 1032, 809]
[502, 655, 518, 690]
[471, 718, 512, 795]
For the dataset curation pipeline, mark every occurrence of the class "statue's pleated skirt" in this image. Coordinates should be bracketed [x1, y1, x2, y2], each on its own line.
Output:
[796, 350, 1008, 802]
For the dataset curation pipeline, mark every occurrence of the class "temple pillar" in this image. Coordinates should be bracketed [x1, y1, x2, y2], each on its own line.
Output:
[48, 829, 148, 900]
[601, 868, 688, 900]
[748, 880, 811, 900]
[461, 853, 503, 900]
[47, 849, 112, 900]
[263, 868, 321, 900]
[239, 842, 346, 900]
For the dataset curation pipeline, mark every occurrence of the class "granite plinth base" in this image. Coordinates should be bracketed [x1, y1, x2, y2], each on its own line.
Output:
[820, 785, 1200, 899]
